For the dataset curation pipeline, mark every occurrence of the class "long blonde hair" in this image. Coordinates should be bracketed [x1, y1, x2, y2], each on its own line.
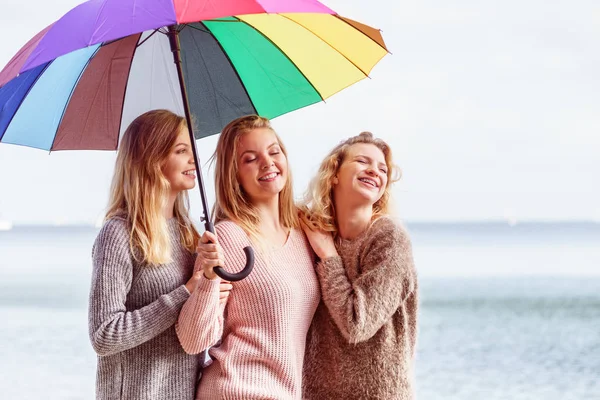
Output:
[105, 109, 199, 265]
[301, 132, 400, 235]
[211, 115, 298, 241]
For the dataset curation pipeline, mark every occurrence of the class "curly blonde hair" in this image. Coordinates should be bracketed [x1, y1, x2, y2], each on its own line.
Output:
[300, 132, 400, 235]
[211, 115, 298, 242]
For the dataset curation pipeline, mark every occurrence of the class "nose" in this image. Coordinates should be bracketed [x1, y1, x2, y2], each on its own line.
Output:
[261, 156, 274, 170]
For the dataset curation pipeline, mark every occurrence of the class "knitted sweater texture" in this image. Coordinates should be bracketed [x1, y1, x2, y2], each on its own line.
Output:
[177, 221, 320, 399]
[303, 216, 419, 400]
[89, 217, 200, 400]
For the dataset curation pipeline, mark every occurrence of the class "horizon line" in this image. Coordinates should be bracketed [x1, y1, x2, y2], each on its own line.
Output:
[2, 218, 600, 229]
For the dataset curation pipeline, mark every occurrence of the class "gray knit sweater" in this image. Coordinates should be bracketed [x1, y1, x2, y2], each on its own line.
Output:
[89, 217, 200, 400]
[303, 216, 419, 400]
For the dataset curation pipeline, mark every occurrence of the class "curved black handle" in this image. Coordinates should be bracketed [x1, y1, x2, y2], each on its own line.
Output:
[213, 246, 255, 282]
[204, 221, 255, 282]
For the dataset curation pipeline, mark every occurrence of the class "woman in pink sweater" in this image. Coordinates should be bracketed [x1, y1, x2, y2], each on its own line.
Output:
[300, 132, 419, 399]
[176, 115, 320, 399]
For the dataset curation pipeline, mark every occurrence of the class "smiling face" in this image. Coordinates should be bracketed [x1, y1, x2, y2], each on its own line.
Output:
[333, 143, 389, 208]
[161, 126, 196, 196]
[236, 127, 288, 204]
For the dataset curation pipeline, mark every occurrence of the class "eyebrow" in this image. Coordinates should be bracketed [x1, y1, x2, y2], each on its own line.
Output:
[240, 142, 280, 157]
[175, 143, 189, 147]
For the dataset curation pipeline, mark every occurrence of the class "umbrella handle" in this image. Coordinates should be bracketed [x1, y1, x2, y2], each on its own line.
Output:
[205, 221, 255, 282]
[213, 247, 255, 282]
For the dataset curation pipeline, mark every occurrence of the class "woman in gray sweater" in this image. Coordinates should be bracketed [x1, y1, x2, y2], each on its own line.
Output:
[89, 110, 229, 399]
[301, 132, 419, 399]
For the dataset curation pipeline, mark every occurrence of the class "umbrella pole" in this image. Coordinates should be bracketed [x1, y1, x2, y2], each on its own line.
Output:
[167, 27, 212, 230]
[167, 26, 254, 282]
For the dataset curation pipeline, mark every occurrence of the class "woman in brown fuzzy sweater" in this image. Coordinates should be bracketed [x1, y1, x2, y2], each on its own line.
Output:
[300, 132, 419, 400]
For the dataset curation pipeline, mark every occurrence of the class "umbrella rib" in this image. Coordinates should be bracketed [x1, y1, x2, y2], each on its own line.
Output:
[103, 29, 159, 50]
[233, 17, 324, 101]
[278, 14, 369, 79]
[89, 0, 109, 47]
[136, 29, 161, 48]
[185, 24, 210, 34]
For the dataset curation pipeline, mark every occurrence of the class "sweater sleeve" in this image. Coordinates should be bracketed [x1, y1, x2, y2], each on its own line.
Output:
[176, 273, 223, 355]
[88, 219, 190, 357]
[315, 218, 416, 344]
[176, 222, 242, 354]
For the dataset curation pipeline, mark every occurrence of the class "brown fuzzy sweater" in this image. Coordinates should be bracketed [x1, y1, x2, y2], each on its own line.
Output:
[303, 216, 418, 400]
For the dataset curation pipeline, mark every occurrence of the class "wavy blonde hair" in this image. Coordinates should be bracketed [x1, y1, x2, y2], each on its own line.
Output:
[211, 115, 298, 242]
[301, 132, 400, 234]
[105, 109, 199, 265]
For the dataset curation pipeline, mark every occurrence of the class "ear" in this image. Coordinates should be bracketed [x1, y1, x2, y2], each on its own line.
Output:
[332, 176, 339, 185]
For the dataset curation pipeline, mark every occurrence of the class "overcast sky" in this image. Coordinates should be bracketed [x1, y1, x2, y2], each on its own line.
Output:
[0, 0, 598, 225]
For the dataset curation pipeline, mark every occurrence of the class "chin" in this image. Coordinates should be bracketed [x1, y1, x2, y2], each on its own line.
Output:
[178, 184, 195, 192]
[256, 188, 284, 201]
[353, 186, 375, 198]
[355, 193, 381, 207]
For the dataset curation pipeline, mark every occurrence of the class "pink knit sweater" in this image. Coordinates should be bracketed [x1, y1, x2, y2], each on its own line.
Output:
[177, 221, 320, 399]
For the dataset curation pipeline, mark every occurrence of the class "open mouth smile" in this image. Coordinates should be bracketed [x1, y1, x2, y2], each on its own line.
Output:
[358, 177, 379, 188]
[259, 172, 279, 182]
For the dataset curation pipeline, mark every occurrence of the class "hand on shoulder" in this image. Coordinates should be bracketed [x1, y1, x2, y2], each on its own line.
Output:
[299, 219, 339, 260]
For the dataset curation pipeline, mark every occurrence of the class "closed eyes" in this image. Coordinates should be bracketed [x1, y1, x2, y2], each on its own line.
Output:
[242, 150, 281, 164]
[356, 157, 387, 174]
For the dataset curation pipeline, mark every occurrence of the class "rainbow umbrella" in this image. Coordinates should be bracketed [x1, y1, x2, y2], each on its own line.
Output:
[0, 0, 388, 280]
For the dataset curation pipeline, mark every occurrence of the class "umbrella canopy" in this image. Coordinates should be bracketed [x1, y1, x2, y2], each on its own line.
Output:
[0, 0, 389, 280]
[0, 0, 388, 150]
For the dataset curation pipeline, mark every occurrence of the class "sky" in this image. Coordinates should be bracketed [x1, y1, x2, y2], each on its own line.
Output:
[0, 0, 598, 225]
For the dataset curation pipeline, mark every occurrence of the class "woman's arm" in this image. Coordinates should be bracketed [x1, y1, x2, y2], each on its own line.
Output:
[176, 271, 226, 355]
[176, 224, 237, 354]
[88, 220, 190, 356]
[316, 218, 416, 344]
